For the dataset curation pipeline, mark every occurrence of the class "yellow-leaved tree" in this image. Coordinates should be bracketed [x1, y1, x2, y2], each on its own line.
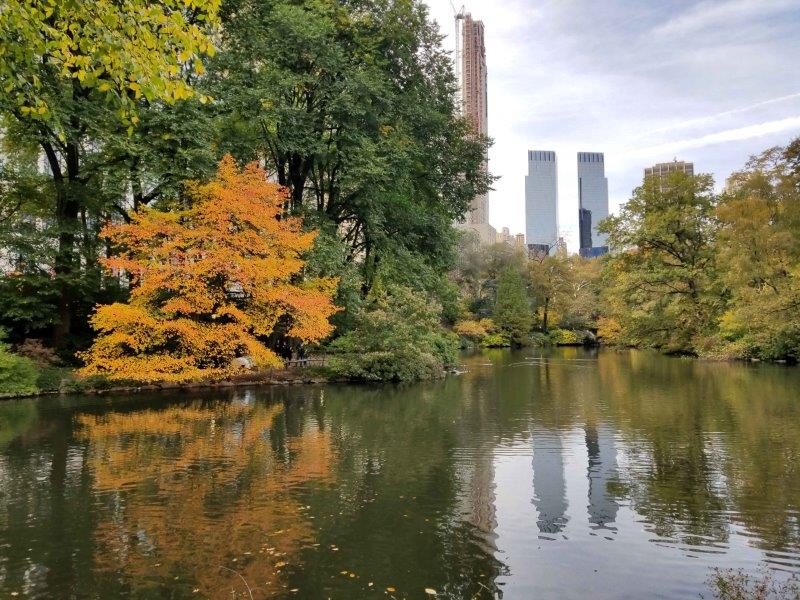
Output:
[80, 156, 339, 383]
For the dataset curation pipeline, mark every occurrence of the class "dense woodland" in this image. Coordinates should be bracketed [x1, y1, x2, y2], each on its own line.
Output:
[0, 1, 799, 395]
[0, 0, 489, 390]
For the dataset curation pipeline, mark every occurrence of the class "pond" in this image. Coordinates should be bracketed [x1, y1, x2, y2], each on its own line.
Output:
[1, 348, 799, 599]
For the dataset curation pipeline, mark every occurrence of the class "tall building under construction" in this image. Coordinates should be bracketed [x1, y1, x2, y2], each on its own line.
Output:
[454, 10, 495, 244]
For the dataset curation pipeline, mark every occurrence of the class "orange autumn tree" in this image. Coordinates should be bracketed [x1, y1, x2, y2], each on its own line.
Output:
[80, 156, 339, 383]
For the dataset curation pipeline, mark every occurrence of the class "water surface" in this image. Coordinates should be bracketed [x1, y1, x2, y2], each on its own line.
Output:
[1, 348, 799, 598]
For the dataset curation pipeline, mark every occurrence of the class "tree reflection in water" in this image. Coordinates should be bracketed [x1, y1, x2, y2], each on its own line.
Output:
[0, 349, 799, 599]
[76, 394, 335, 598]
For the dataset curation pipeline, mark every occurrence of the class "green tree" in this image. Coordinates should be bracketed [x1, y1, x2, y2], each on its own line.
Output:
[493, 267, 532, 346]
[208, 0, 491, 293]
[326, 285, 459, 382]
[713, 140, 800, 360]
[598, 172, 721, 353]
[452, 240, 526, 318]
[526, 252, 569, 333]
[559, 255, 604, 330]
[0, 0, 219, 346]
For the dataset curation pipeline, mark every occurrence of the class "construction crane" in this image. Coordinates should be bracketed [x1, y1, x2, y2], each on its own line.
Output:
[451, 2, 465, 114]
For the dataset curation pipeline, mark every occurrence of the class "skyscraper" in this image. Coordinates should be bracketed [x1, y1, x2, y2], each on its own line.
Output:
[525, 150, 559, 255]
[454, 11, 495, 244]
[644, 159, 694, 181]
[578, 208, 592, 252]
[578, 152, 609, 257]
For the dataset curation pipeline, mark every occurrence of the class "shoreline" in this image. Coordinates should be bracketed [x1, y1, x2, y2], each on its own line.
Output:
[6, 346, 797, 402]
[1, 369, 345, 402]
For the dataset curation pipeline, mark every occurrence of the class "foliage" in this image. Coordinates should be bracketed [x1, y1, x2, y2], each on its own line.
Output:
[301, 224, 364, 334]
[493, 267, 532, 346]
[453, 318, 509, 348]
[14, 338, 61, 366]
[599, 172, 722, 354]
[455, 241, 602, 337]
[0, 0, 218, 123]
[326, 286, 459, 382]
[79, 157, 339, 383]
[481, 333, 511, 348]
[558, 255, 604, 330]
[0, 0, 219, 346]
[528, 332, 552, 347]
[208, 0, 492, 292]
[711, 143, 800, 361]
[454, 319, 490, 342]
[549, 328, 581, 346]
[597, 316, 624, 343]
[527, 252, 569, 332]
[0, 342, 39, 397]
[707, 568, 800, 600]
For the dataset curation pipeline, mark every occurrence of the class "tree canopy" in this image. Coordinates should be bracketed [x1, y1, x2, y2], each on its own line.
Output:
[80, 157, 339, 382]
[598, 172, 721, 353]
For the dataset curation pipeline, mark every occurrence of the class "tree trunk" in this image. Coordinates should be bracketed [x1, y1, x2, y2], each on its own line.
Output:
[44, 141, 82, 347]
[543, 297, 550, 333]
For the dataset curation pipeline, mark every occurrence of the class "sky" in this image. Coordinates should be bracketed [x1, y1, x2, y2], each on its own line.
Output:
[423, 0, 800, 251]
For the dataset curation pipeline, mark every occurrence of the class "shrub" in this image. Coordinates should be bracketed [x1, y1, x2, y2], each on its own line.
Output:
[482, 333, 510, 348]
[0, 343, 39, 396]
[15, 338, 62, 365]
[550, 328, 581, 345]
[707, 568, 800, 600]
[454, 319, 489, 342]
[529, 332, 552, 347]
[326, 285, 459, 382]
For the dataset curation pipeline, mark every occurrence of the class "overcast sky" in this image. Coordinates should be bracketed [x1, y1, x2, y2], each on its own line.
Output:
[424, 0, 800, 251]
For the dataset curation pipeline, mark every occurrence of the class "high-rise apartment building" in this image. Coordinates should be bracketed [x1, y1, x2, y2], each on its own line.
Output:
[525, 150, 559, 256]
[644, 159, 694, 181]
[578, 152, 609, 257]
[454, 11, 494, 244]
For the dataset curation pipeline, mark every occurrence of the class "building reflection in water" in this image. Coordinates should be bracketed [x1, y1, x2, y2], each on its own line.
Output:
[531, 429, 569, 535]
[585, 423, 619, 533]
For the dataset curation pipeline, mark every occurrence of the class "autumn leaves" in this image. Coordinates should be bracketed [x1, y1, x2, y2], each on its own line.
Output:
[80, 157, 339, 383]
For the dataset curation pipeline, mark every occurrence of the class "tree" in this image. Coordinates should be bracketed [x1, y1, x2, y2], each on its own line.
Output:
[208, 0, 491, 292]
[326, 285, 459, 382]
[598, 172, 721, 353]
[493, 267, 532, 346]
[0, 0, 219, 345]
[713, 140, 800, 360]
[559, 255, 604, 330]
[79, 157, 339, 383]
[452, 240, 526, 318]
[527, 252, 569, 333]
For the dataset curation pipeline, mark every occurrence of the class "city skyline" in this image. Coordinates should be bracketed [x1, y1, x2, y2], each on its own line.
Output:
[425, 0, 800, 252]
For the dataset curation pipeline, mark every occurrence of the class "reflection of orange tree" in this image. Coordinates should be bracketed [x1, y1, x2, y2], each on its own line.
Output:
[76, 399, 336, 598]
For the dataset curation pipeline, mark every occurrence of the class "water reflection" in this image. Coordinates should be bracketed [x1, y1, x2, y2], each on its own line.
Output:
[532, 430, 569, 536]
[585, 423, 619, 532]
[0, 349, 799, 598]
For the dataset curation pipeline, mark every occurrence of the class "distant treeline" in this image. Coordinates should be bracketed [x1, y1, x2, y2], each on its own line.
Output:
[453, 137, 800, 362]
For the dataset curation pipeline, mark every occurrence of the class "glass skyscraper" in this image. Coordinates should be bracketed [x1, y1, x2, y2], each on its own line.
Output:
[577, 152, 609, 257]
[525, 150, 559, 255]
